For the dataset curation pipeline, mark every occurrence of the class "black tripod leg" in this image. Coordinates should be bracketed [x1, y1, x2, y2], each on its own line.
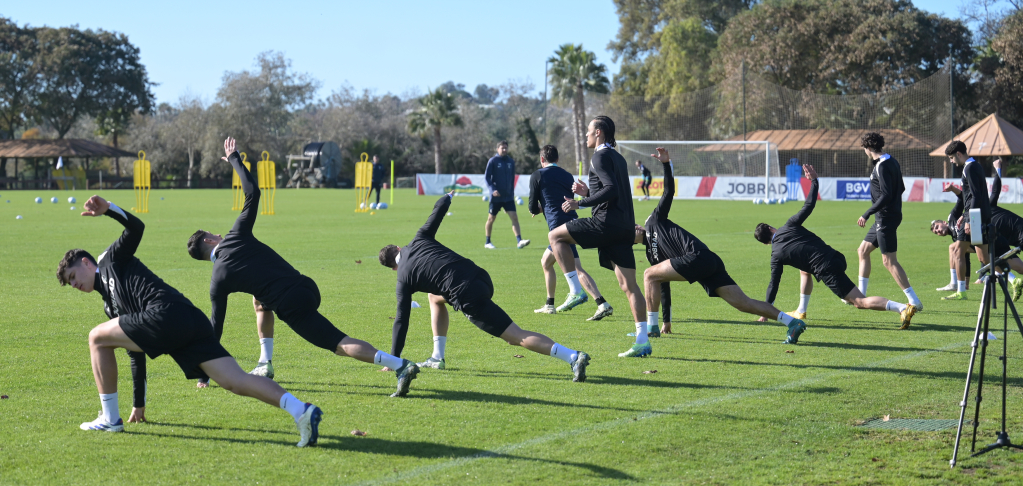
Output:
[970, 279, 994, 453]
[952, 279, 993, 467]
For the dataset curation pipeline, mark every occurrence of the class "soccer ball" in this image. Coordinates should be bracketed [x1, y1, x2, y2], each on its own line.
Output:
[34, 197, 42, 203]
[482, 195, 490, 202]
[70, 206, 75, 210]
[370, 203, 378, 210]
[51, 197, 58, 203]
[515, 197, 523, 205]
[378, 203, 388, 209]
[359, 203, 367, 209]
[16, 215, 22, 219]
[767, 198, 777, 205]
[753, 198, 763, 205]
[68, 196, 76, 203]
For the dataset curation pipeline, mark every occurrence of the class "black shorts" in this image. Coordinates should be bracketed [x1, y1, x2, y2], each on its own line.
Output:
[456, 271, 513, 337]
[275, 277, 348, 352]
[119, 302, 231, 380]
[547, 244, 579, 258]
[667, 251, 737, 297]
[566, 218, 636, 270]
[815, 255, 857, 299]
[864, 215, 901, 253]
[642, 176, 652, 187]
[489, 200, 516, 215]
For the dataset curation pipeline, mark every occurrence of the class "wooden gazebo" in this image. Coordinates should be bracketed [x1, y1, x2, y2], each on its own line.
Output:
[0, 139, 135, 189]
[929, 114, 1023, 177]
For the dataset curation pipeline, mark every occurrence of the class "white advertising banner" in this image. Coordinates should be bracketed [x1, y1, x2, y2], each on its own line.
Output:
[419, 173, 1023, 204]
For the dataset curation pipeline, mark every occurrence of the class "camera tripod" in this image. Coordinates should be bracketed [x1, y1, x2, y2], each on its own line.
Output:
[950, 229, 1023, 468]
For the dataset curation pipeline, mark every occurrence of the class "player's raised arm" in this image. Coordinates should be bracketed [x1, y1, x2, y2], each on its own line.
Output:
[390, 281, 414, 357]
[82, 195, 145, 262]
[652, 148, 674, 220]
[991, 158, 1003, 208]
[786, 165, 819, 228]
[417, 192, 454, 240]
[223, 137, 261, 236]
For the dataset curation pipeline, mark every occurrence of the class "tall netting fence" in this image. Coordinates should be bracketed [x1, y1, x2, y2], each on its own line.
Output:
[557, 66, 953, 178]
[616, 141, 780, 178]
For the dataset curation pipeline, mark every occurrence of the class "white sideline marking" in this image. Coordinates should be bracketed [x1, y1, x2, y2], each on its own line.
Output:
[355, 341, 969, 485]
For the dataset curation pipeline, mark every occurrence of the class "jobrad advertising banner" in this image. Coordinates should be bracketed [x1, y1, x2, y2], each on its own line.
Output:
[418, 174, 1023, 204]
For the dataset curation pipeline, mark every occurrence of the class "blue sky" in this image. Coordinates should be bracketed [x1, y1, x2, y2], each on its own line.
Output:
[3, 0, 966, 104]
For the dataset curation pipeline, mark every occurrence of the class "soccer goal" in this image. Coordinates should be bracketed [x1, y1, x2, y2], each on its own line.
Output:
[617, 140, 781, 198]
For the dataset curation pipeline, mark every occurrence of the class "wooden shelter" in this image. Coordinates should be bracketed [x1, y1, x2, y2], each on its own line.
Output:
[0, 139, 135, 190]
[930, 113, 1023, 157]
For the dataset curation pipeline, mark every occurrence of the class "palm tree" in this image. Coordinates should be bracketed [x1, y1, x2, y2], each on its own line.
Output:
[407, 87, 463, 174]
[547, 44, 609, 171]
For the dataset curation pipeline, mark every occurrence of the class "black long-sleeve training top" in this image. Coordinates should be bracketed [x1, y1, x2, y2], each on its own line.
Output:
[642, 161, 709, 264]
[579, 146, 635, 229]
[862, 154, 904, 221]
[988, 172, 1023, 245]
[528, 164, 578, 230]
[391, 195, 485, 357]
[766, 179, 841, 304]
[961, 158, 991, 225]
[209, 152, 306, 338]
[94, 204, 193, 407]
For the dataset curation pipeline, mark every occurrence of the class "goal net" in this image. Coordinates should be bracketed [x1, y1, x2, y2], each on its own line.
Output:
[617, 140, 780, 178]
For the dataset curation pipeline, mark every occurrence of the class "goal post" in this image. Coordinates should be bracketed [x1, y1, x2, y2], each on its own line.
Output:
[616, 140, 781, 199]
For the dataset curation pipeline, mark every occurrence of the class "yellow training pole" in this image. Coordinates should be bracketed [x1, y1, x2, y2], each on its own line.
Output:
[132, 151, 151, 213]
[355, 152, 371, 212]
[258, 151, 276, 215]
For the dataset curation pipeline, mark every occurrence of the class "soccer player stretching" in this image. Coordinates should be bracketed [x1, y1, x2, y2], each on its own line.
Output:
[379, 192, 590, 381]
[528, 144, 611, 320]
[754, 165, 918, 330]
[639, 148, 807, 343]
[58, 195, 321, 446]
[187, 137, 419, 397]
[549, 115, 650, 358]
[484, 140, 529, 249]
[636, 160, 652, 200]
[855, 132, 922, 310]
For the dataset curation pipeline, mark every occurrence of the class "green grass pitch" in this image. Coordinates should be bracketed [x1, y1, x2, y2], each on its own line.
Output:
[3, 189, 1023, 484]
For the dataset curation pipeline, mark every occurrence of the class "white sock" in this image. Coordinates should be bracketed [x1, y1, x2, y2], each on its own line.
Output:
[550, 343, 578, 364]
[949, 269, 957, 285]
[1009, 273, 1017, 282]
[858, 277, 869, 295]
[374, 350, 404, 370]
[797, 294, 811, 314]
[432, 336, 447, 360]
[564, 271, 582, 295]
[259, 338, 273, 362]
[100, 393, 119, 424]
[634, 322, 649, 345]
[777, 311, 794, 325]
[279, 392, 306, 421]
[958, 281, 967, 292]
[886, 300, 907, 313]
[647, 311, 658, 330]
[903, 287, 921, 306]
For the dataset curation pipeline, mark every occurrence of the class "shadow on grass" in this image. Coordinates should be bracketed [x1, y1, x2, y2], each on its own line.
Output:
[138, 424, 635, 480]
[454, 369, 743, 390]
[677, 356, 1004, 382]
[408, 388, 641, 411]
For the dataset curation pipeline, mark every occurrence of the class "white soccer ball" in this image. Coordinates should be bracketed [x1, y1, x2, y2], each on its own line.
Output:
[482, 195, 490, 202]
[68, 196, 76, 204]
[515, 197, 523, 205]
[359, 203, 367, 209]
[34, 197, 42, 203]
[753, 198, 762, 205]
[16, 215, 23, 219]
[50, 197, 58, 203]
[369, 203, 378, 210]
[767, 198, 777, 205]
[378, 203, 388, 209]
[70, 206, 75, 210]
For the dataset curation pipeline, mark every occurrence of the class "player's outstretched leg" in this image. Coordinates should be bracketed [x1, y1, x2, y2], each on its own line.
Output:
[418, 293, 449, 369]
[615, 265, 650, 358]
[200, 357, 323, 447]
[548, 226, 588, 311]
[881, 251, 922, 311]
[714, 285, 807, 344]
[536, 248, 560, 314]
[335, 336, 420, 397]
[789, 271, 813, 320]
[843, 289, 917, 330]
[500, 323, 590, 382]
[578, 257, 612, 321]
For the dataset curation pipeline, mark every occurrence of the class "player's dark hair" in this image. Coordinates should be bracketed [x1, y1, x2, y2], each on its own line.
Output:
[541, 145, 558, 163]
[497, 140, 508, 148]
[379, 244, 400, 267]
[592, 115, 616, 147]
[860, 132, 885, 152]
[753, 223, 773, 244]
[945, 140, 968, 156]
[187, 229, 208, 261]
[57, 249, 96, 285]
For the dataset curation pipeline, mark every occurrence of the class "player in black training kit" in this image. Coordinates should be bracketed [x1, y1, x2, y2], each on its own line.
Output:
[940, 140, 994, 301]
[636, 160, 652, 200]
[187, 137, 419, 397]
[528, 144, 611, 320]
[378, 192, 591, 381]
[754, 165, 919, 330]
[932, 158, 1023, 300]
[637, 148, 808, 343]
[549, 115, 650, 358]
[58, 195, 322, 446]
[855, 132, 923, 310]
[371, 155, 386, 206]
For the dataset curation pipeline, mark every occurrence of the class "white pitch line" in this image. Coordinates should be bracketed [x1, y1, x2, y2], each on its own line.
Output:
[354, 341, 970, 486]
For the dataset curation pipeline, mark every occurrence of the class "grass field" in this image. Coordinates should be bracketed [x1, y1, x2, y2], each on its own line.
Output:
[3, 188, 1023, 485]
